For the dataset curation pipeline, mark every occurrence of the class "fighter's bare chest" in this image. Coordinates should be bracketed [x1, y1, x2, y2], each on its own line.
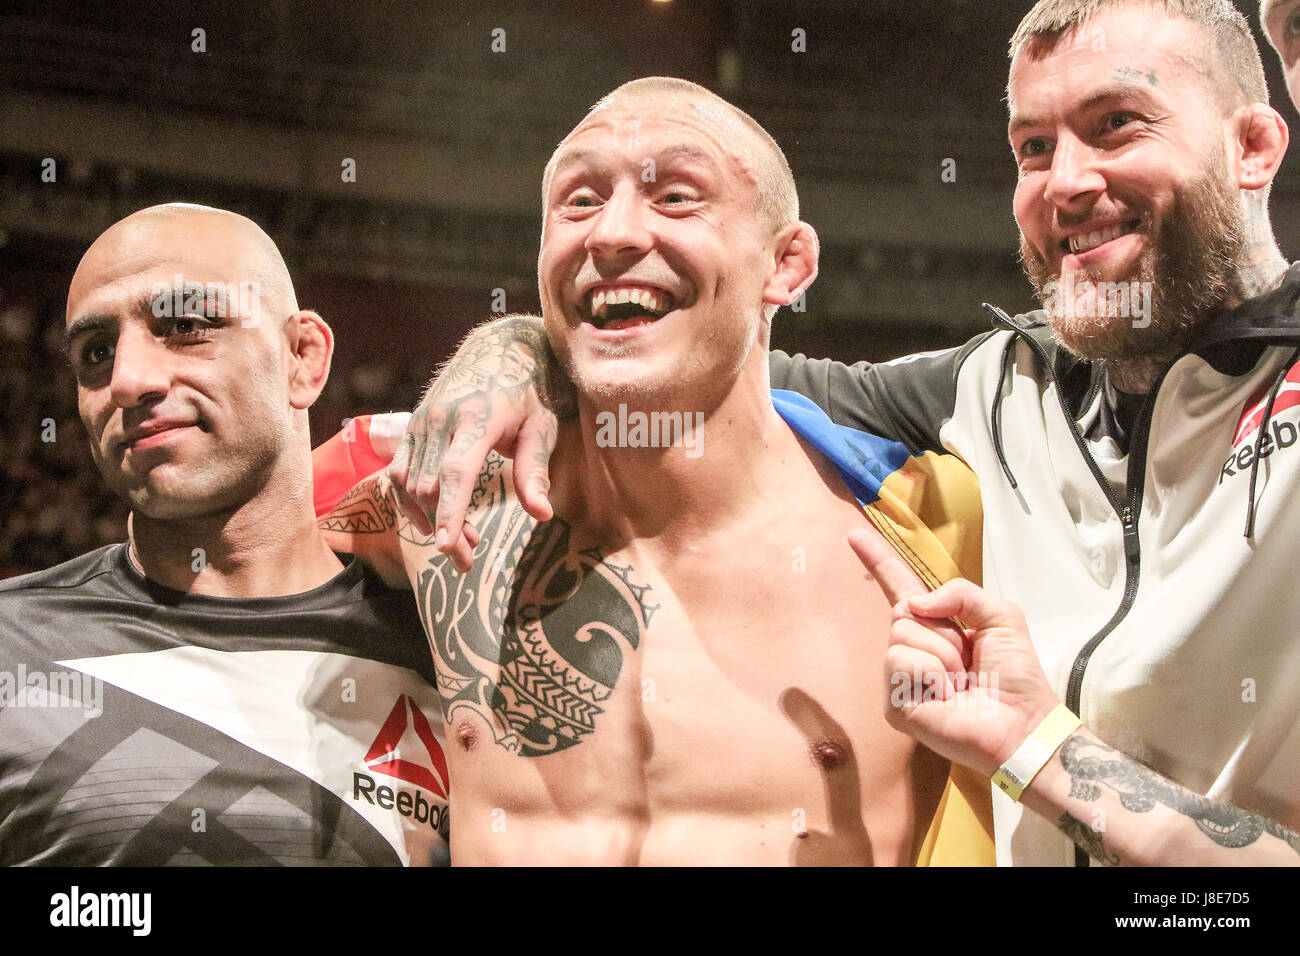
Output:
[409, 496, 893, 761]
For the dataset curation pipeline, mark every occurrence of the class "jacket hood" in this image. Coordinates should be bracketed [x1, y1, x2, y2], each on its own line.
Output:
[986, 261, 1300, 387]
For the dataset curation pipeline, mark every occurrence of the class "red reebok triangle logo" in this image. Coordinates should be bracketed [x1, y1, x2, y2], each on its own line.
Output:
[364, 695, 450, 799]
[1233, 360, 1300, 448]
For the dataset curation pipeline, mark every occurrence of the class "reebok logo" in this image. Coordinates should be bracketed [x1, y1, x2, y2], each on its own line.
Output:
[353, 695, 450, 839]
[1220, 362, 1300, 483]
[363, 694, 450, 798]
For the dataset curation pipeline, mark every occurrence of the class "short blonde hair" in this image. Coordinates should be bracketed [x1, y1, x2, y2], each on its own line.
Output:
[544, 76, 799, 236]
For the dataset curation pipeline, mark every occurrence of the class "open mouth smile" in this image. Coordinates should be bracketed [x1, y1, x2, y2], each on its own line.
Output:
[583, 284, 676, 331]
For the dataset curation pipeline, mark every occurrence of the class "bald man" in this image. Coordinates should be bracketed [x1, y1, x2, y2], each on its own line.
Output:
[0, 203, 450, 866]
[319, 78, 991, 865]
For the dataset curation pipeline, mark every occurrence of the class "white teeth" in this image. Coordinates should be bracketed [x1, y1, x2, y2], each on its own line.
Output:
[588, 285, 670, 319]
[1070, 223, 1130, 254]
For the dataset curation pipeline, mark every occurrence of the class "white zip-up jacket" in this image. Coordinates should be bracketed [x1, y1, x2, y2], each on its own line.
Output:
[771, 266, 1300, 865]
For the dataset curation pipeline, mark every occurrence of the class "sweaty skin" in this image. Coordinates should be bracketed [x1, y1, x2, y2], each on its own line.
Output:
[322, 82, 954, 864]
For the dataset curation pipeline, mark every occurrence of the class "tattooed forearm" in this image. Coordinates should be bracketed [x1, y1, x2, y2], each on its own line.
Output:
[1057, 734, 1300, 860]
[404, 316, 575, 494]
[318, 474, 397, 534]
[1057, 812, 1121, 866]
[432, 315, 576, 417]
[407, 453, 657, 757]
[501, 315, 577, 418]
[434, 319, 537, 402]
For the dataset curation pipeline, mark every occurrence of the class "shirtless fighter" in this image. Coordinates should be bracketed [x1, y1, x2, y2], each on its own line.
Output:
[319, 78, 990, 865]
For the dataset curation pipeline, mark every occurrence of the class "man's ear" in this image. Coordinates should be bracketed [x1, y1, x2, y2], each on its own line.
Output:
[762, 221, 819, 311]
[1233, 102, 1289, 191]
[285, 309, 333, 410]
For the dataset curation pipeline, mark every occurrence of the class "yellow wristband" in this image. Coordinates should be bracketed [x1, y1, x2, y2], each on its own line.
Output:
[991, 703, 1082, 802]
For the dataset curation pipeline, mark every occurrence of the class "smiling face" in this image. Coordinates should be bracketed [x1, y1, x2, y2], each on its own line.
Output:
[65, 207, 306, 519]
[1264, 0, 1300, 107]
[1010, 6, 1247, 365]
[538, 90, 784, 407]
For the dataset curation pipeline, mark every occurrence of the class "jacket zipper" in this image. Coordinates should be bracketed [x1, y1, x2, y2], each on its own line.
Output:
[984, 305, 1164, 865]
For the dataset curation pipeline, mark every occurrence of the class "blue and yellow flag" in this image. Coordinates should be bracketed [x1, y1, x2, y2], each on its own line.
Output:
[774, 389, 994, 866]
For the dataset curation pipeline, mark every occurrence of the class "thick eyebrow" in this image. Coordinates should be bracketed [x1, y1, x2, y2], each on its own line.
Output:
[1008, 83, 1164, 141]
[64, 290, 165, 353]
[64, 314, 117, 354]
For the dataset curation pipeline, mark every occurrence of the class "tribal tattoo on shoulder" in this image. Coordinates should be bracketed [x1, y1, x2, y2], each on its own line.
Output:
[319, 476, 397, 534]
[1056, 735, 1300, 864]
[402, 454, 658, 757]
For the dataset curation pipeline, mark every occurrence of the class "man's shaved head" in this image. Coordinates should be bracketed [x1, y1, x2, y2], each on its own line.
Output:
[65, 202, 332, 521]
[68, 202, 299, 325]
[543, 76, 799, 236]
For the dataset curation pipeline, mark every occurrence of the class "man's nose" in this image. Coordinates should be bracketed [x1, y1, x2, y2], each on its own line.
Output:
[109, 327, 171, 409]
[1042, 132, 1106, 212]
[584, 184, 653, 260]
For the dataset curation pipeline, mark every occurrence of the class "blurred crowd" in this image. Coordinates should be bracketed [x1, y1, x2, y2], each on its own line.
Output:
[0, 296, 123, 577]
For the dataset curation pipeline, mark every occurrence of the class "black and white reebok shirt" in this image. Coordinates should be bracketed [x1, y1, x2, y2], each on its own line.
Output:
[0, 545, 450, 866]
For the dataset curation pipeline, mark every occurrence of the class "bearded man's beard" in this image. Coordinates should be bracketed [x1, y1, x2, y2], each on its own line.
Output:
[1020, 146, 1246, 368]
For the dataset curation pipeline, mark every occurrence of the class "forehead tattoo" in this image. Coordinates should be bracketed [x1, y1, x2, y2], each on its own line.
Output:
[1113, 66, 1159, 86]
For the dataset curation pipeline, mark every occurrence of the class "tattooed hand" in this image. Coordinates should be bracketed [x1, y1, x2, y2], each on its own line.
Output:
[388, 315, 575, 572]
[847, 528, 1061, 778]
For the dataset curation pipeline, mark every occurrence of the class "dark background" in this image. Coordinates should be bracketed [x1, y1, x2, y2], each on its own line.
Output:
[1, 0, 1293, 575]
